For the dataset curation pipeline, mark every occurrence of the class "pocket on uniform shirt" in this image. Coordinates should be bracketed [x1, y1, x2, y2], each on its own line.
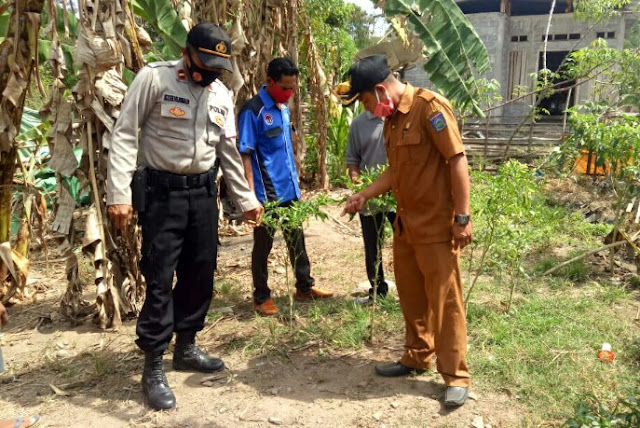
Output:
[265, 126, 283, 138]
[159, 102, 192, 140]
[396, 131, 427, 164]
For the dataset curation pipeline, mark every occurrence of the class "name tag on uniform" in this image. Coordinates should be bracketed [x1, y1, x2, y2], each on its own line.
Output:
[430, 112, 447, 133]
[163, 94, 190, 105]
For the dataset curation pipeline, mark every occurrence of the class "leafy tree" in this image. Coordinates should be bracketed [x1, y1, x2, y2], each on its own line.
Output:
[260, 196, 330, 325]
[304, 0, 376, 84]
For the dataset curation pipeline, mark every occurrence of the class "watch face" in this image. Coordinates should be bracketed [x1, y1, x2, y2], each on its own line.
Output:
[455, 214, 469, 225]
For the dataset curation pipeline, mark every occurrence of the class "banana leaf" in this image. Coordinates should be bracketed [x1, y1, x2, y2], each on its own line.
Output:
[131, 0, 187, 58]
[1, 6, 78, 70]
[380, 0, 490, 116]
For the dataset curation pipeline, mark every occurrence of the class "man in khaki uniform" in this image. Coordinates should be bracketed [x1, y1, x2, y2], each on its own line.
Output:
[337, 55, 473, 407]
[107, 23, 262, 410]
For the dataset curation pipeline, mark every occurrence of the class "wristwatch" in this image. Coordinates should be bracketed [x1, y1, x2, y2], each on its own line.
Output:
[454, 213, 470, 226]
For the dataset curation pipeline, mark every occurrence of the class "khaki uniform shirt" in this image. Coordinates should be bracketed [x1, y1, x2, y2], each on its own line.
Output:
[384, 83, 465, 244]
[106, 59, 259, 212]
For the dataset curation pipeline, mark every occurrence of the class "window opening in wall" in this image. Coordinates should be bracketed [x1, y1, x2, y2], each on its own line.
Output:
[597, 31, 606, 38]
[607, 31, 615, 39]
[569, 33, 580, 40]
[537, 51, 576, 119]
[512, 35, 528, 42]
[520, 35, 528, 42]
[508, 50, 527, 101]
[555, 34, 568, 40]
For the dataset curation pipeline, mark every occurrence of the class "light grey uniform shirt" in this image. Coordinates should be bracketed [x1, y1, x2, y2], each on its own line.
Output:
[345, 112, 391, 214]
[106, 59, 259, 212]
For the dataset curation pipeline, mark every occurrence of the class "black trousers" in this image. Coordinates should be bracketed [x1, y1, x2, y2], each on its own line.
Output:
[136, 179, 218, 353]
[252, 200, 314, 304]
[359, 211, 396, 297]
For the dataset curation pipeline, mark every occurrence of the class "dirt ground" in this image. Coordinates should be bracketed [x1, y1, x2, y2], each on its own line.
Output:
[0, 203, 528, 428]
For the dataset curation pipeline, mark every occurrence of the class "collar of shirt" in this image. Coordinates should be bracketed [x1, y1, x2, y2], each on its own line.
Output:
[258, 85, 277, 109]
[365, 111, 379, 120]
[396, 83, 415, 115]
[175, 58, 218, 92]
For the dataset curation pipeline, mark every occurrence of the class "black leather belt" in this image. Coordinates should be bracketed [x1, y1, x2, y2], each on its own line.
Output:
[148, 169, 211, 189]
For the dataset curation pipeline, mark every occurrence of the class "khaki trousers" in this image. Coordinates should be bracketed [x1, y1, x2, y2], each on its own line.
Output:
[394, 234, 471, 387]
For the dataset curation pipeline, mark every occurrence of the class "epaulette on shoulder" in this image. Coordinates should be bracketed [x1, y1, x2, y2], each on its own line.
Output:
[416, 88, 437, 103]
[147, 60, 178, 69]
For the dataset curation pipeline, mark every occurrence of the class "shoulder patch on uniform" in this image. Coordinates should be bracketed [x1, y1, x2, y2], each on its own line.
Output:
[430, 112, 447, 133]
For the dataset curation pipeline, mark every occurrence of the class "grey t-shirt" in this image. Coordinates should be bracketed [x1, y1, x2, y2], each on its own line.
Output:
[345, 112, 386, 173]
[345, 112, 393, 215]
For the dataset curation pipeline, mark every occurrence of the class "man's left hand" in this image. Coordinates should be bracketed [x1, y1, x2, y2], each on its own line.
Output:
[244, 204, 264, 227]
[452, 222, 473, 249]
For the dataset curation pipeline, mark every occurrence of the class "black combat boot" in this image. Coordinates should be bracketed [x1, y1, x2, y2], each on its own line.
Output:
[142, 351, 176, 410]
[173, 331, 225, 373]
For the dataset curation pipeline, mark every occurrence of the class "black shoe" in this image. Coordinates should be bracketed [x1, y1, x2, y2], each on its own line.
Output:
[142, 351, 176, 411]
[173, 332, 225, 373]
[375, 361, 427, 377]
[444, 386, 469, 407]
[355, 294, 387, 305]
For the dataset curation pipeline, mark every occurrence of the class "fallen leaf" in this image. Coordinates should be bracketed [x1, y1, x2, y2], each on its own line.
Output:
[49, 384, 71, 396]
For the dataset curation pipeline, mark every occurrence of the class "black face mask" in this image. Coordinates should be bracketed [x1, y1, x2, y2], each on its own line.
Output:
[186, 52, 220, 87]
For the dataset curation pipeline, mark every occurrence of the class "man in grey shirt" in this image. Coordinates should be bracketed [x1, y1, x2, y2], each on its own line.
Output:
[346, 111, 396, 304]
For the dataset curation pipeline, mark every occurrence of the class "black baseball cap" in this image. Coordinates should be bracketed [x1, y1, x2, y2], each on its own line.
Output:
[333, 55, 392, 106]
[186, 22, 233, 72]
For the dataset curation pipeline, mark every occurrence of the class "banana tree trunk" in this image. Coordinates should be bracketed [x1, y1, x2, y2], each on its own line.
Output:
[303, 23, 330, 189]
[52, 0, 145, 328]
[0, 0, 46, 288]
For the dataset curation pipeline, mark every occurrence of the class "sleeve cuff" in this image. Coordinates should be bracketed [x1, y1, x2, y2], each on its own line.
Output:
[235, 194, 260, 212]
[106, 191, 132, 206]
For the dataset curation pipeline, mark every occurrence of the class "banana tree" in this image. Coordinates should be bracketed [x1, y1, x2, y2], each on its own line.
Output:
[0, 0, 47, 298]
[48, 0, 146, 327]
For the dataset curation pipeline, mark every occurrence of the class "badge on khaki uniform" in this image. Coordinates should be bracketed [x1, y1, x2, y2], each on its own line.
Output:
[169, 106, 186, 117]
[430, 112, 447, 133]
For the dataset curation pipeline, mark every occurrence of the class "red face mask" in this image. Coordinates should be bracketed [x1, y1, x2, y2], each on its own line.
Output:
[269, 79, 294, 103]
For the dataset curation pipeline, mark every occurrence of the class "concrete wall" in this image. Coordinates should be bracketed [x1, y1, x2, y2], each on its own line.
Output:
[503, 13, 625, 117]
[403, 11, 627, 119]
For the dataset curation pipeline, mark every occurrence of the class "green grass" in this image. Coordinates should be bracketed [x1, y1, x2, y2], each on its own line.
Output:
[212, 278, 244, 304]
[227, 298, 404, 357]
[468, 285, 640, 420]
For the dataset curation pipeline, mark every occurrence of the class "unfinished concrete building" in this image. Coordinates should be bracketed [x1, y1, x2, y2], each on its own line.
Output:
[404, 0, 635, 120]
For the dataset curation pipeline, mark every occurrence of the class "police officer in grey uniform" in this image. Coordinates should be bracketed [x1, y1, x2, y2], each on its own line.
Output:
[107, 23, 262, 411]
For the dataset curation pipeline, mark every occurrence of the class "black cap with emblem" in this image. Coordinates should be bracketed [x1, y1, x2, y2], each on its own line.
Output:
[333, 55, 392, 106]
[186, 22, 233, 72]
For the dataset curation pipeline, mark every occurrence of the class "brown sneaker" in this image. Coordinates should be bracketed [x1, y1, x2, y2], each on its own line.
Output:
[254, 298, 279, 316]
[295, 286, 334, 301]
